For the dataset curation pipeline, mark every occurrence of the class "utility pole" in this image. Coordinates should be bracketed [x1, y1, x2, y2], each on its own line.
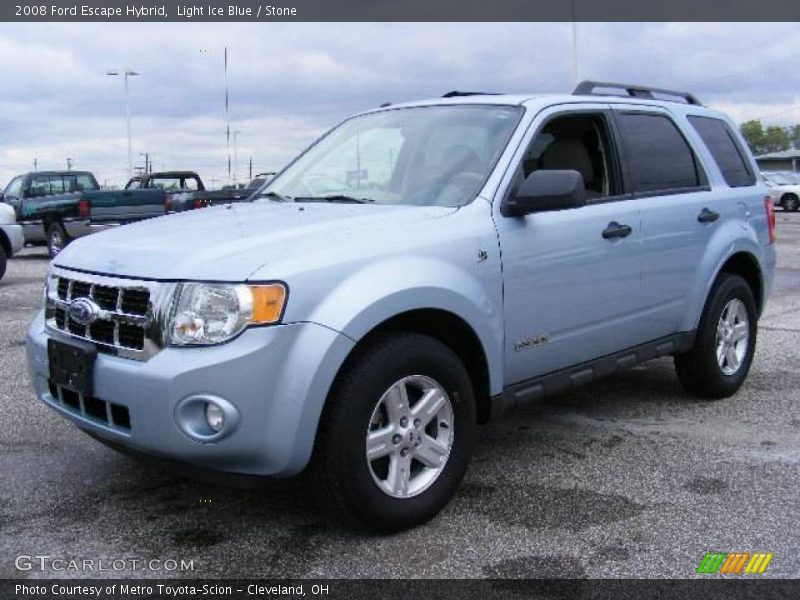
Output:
[33, 158, 38, 172]
[571, 0, 580, 85]
[249, 156, 253, 180]
[66, 158, 73, 171]
[224, 46, 231, 185]
[107, 67, 139, 178]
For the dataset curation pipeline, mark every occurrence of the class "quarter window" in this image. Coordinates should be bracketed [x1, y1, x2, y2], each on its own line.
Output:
[688, 116, 755, 188]
[616, 112, 704, 193]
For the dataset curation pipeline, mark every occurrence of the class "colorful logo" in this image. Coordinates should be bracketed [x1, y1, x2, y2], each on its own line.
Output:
[696, 552, 773, 575]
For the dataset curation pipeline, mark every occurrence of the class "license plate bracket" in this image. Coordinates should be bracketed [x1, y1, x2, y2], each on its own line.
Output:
[48, 338, 96, 396]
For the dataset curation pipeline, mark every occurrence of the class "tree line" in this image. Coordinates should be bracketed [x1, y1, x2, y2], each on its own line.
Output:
[739, 120, 800, 156]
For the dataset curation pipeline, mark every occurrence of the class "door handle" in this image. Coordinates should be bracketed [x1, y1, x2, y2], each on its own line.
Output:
[697, 207, 719, 223]
[602, 221, 632, 239]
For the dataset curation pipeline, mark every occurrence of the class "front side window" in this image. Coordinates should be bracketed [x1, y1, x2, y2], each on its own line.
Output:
[516, 112, 621, 202]
[616, 112, 704, 194]
[4, 176, 22, 199]
[261, 105, 523, 207]
[688, 116, 755, 188]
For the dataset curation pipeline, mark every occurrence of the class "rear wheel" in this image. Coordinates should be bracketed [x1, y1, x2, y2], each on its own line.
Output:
[674, 274, 757, 399]
[781, 194, 799, 212]
[309, 332, 476, 532]
[47, 222, 70, 258]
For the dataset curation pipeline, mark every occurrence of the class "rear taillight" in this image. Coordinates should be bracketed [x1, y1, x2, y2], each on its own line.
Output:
[765, 196, 776, 244]
[163, 194, 170, 211]
[78, 198, 90, 218]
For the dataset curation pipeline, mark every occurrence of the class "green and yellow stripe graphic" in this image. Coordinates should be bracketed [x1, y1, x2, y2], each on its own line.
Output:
[696, 552, 773, 574]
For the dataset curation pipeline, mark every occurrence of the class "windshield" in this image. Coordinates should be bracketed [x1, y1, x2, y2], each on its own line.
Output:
[765, 173, 794, 185]
[259, 105, 522, 207]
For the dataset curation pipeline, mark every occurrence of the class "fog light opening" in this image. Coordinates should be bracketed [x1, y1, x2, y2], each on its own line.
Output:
[175, 394, 240, 443]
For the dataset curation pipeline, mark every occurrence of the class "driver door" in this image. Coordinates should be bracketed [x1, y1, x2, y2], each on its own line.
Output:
[494, 104, 647, 385]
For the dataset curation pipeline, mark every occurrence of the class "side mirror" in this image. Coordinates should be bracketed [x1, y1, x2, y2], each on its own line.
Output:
[502, 169, 587, 217]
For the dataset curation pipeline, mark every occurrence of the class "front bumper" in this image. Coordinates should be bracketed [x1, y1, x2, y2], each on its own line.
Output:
[26, 311, 355, 477]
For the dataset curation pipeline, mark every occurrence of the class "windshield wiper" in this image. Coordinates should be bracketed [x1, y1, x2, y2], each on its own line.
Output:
[294, 194, 375, 204]
[258, 191, 292, 202]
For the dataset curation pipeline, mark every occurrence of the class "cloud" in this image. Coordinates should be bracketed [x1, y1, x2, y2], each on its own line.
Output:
[0, 22, 798, 187]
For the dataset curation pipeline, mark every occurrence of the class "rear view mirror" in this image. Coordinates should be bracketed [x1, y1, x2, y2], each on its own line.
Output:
[502, 169, 587, 217]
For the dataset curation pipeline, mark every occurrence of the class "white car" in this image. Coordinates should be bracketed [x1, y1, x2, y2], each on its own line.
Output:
[761, 171, 800, 212]
[0, 202, 25, 281]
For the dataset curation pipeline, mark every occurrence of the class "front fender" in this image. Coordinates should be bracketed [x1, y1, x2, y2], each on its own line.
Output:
[298, 256, 504, 396]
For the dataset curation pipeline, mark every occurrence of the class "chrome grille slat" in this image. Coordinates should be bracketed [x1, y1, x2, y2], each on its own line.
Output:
[45, 266, 172, 362]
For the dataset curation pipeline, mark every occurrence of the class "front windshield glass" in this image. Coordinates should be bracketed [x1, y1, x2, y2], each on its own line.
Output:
[779, 172, 800, 184]
[259, 105, 523, 207]
[765, 173, 792, 185]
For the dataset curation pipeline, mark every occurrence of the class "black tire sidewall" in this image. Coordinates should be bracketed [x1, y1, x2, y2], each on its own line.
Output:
[694, 274, 758, 395]
[783, 195, 799, 212]
[0, 245, 6, 280]
[321, 334, 476, 531]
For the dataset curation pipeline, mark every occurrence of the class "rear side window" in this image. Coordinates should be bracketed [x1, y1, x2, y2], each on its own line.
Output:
[616, 112, 704, 194]
[688, 116, 756, 187]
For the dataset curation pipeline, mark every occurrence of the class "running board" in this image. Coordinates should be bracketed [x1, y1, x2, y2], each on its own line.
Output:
[492, 332, 695, 418]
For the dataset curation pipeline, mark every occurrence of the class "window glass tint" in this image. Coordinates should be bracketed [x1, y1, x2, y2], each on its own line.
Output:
[5, 177, 22, 198]
[688, 116, 755, 187]
[617, 113, 702, 193]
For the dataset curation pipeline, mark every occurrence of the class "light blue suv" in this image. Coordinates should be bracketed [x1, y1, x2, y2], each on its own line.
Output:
[27, 82, 776, 531]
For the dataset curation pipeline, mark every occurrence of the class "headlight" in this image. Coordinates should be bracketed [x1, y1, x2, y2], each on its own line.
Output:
[169, 282, 287, 346]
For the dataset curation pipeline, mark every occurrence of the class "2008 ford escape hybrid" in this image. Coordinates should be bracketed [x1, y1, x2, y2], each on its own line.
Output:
[26, 81, 776, 532]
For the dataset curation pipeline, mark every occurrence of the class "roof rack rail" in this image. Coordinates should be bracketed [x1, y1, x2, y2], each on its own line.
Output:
[572, 80, 702, 106]
[442, 91, 501, 98]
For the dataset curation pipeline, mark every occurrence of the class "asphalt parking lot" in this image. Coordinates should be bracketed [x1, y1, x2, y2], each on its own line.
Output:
[1, 212, 798, 580]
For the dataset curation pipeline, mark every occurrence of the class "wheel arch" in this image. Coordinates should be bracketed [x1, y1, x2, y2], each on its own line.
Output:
[345, 308, 495, 424]
[718, 251, 764, 315]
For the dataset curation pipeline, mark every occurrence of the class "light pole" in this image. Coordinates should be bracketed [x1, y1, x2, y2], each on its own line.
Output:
[233, 130, 242, 186]
[106, 68, 139, 178]
[66, 158, 73, 171]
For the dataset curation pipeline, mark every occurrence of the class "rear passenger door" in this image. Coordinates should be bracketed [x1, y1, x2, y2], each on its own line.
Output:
[612, 107, 714, 340]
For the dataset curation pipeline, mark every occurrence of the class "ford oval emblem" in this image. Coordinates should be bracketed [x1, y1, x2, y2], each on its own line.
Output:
[67, 297, 100, 326]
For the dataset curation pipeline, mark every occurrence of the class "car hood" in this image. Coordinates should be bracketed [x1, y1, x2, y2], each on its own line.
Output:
[54, 202, 456, 281]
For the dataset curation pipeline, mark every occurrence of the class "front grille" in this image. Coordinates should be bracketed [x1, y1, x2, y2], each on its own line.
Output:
[45, 267, 167, 361]
[48, 380, 131, 433]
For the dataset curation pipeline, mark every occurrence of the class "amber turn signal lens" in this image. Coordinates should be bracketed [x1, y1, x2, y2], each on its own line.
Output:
[249, 284, 286, 324]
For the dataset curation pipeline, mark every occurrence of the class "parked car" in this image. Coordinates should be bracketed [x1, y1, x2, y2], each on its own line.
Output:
[27, 82, 775, 532]
[761, 171, 800, 211]
[126, 171, 254, 210]
[0, 202, 24, 281]
[1, 170, 191, 257]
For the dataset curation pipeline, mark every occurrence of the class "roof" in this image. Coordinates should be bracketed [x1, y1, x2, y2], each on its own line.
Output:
[20, 170, 94, 177]
[755, 150, 800, 160]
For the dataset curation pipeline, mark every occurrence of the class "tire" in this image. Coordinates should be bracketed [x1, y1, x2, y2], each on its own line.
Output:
[781, 194, 799, 212]
[0, 244, 6, 281]
[47, 222, 70, 258]
[309, 332, 476, 533]
[674, 274, 757, 399]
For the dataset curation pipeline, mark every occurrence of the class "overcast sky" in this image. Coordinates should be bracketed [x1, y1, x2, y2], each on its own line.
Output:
[1, 22, 799, 188]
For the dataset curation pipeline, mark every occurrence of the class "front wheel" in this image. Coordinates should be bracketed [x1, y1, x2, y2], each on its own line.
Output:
[47, 222, 70, 258]
[309, 332, 476, 532]
[674, 274, 757, 399]
[0, 244, 6, 280]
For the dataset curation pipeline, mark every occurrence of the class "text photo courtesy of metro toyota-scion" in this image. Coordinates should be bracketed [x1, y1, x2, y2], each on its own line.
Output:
[1, 6, 800, 596]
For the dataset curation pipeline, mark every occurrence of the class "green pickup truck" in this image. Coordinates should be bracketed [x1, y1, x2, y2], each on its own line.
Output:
[1, 170, 192, 257]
